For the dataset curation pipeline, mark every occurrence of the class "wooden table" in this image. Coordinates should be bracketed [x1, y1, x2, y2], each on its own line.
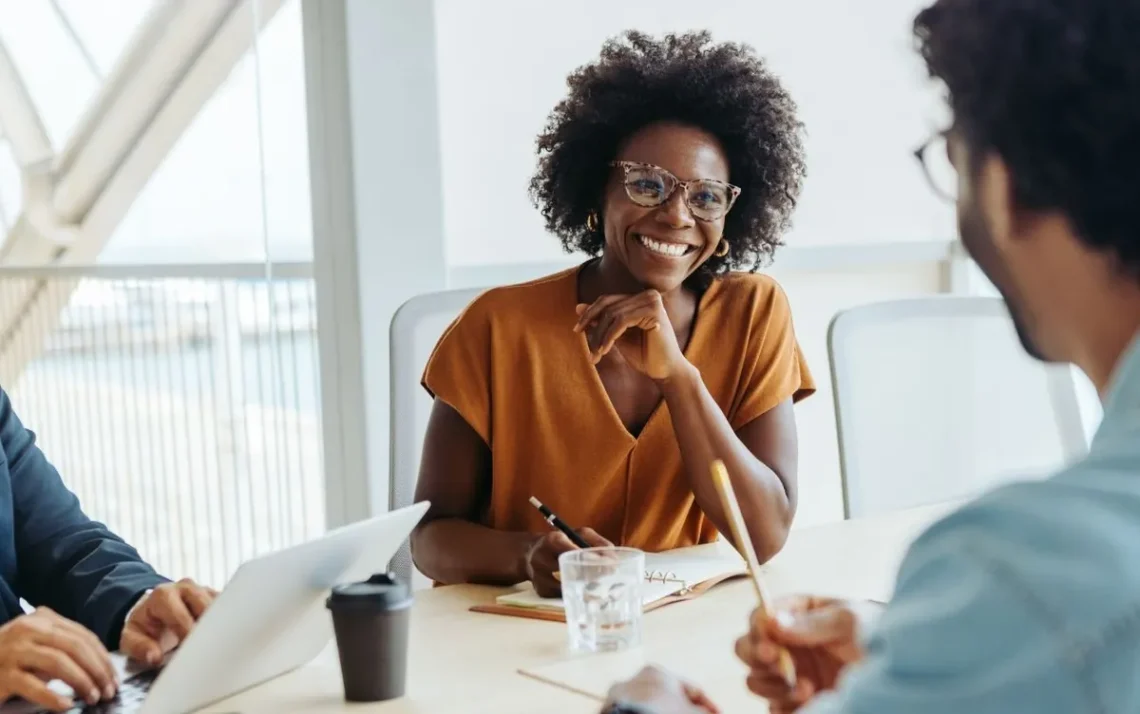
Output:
[201, 502, 957, 713]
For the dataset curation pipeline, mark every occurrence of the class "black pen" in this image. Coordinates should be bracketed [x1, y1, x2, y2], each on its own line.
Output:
[529, 496, 591, 548]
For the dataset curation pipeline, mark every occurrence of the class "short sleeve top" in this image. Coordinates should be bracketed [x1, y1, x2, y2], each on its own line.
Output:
[422, 264, 814, 551]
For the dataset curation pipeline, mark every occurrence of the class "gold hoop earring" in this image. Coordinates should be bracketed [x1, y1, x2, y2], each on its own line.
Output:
[586, 211, 599, 233]
[715, 240, 729, 257]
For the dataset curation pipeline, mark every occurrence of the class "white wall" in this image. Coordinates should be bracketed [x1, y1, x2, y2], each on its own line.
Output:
[434, 0, 954, 267]
[769, 264, 943, 524]
[431, 0, 952, 525]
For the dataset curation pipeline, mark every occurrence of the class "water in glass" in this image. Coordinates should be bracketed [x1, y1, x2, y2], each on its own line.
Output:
[559, 547, 644, 653]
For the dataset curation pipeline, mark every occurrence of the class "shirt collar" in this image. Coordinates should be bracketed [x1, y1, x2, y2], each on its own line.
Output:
[1093, 330, 1140, 441]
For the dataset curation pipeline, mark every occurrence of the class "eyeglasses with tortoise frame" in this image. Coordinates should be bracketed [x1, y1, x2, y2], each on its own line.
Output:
[610, 161, 742, 222]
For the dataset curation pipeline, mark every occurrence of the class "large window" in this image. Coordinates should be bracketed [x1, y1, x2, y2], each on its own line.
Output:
[0, 0, 320, 587]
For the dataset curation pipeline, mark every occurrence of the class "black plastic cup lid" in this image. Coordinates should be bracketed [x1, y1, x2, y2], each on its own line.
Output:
[326, 573, 412, 611]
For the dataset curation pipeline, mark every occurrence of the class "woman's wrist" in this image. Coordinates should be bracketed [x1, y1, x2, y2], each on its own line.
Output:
[654, 359, 701, 393]
[516, 532, 543, 583]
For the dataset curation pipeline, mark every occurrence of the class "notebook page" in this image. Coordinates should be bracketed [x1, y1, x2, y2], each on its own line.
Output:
[495, 541, 746, 611]
[645, 541, 746, 588]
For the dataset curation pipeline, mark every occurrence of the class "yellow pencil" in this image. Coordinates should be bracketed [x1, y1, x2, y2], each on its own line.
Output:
[710, 459, 797, 688]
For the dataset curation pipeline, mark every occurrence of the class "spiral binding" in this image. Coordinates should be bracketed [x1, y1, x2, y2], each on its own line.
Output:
[645, 570, 691, 594]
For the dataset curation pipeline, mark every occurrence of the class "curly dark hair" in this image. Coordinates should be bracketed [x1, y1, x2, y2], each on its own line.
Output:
[529, 31, 806, 286]
[915, 0, 1140, 278]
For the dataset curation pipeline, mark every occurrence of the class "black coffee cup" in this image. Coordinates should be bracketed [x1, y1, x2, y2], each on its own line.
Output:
[326, 573, 413, 702]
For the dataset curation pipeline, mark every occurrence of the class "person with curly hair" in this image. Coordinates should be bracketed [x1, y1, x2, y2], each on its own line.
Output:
[609, 0, 1140, 712]
[410, 31, 814, 596]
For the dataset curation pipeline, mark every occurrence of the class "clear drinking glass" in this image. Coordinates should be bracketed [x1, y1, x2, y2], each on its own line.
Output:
[559, 547, 645, 653]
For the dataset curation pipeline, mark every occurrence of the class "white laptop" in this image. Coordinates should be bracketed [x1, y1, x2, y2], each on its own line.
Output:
[2, 501, 429, 714]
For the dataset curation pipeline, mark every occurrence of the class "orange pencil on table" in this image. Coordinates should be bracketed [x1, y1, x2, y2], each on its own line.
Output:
[710, 459, 797, 688]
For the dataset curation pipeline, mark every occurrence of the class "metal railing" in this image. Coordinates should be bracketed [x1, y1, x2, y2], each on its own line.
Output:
[0, 263, 324, 588]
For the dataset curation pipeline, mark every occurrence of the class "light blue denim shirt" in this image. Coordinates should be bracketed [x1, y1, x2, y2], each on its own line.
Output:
[807, 333, 1140, 713]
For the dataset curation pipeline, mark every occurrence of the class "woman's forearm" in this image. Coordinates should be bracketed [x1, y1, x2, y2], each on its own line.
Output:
[410, 519, 538, 585]
[658, 363, 793, 561]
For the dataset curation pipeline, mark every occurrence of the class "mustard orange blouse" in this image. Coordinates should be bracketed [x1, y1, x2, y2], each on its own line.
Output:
[421, 264, 814, 552]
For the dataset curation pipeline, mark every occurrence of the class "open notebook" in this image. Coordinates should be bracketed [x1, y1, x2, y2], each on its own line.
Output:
[471, 541, 748, 621]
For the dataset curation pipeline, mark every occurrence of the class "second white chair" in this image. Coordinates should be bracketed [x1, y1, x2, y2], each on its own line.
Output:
[828, 296, 1090, 519]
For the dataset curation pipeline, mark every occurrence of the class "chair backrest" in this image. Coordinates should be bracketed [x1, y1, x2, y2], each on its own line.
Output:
[828, 296, 1088, 519]
[388, 288, 483, 586]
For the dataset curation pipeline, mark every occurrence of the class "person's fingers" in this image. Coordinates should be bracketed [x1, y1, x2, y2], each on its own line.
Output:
[746, 672, 814, 705]
[148, 588, 197, 641]
[178, 582, 214, 620]
[597, 309, 651, 359]
[533, 577, 561, 598]
[577, 295, 627, 325]
[532, 553, 562, 597]
[578, 528, 613, 547]
[739, 618, 785, 668]
[1, 670, 74, 712]
[768, 595, 816, 619]
[772, 604, 857, 647]
[756, 601, 851, 646]
[745, 671, 794, 699]
[734, 634, 754, 665]
[529, 534, 569, 597]
[590, 297, 660, 358]
[528, 528, 614, 596]
[758, 640, 781, 665]
[49, 616, 116, 691]
[592, 314, 625, 360]
[682, 681, 721, 714]
[751, 606, 778, 636]
[120, 627, 164, 667]
[574, 295, 626, 333]
[40, 628, 115, 699]
[735, 632, 781, 668]
[24, 645, 101, 705]
[588, 308, 619, 358]
[545, 531, 577, 554]
[757, 596, 838, 647]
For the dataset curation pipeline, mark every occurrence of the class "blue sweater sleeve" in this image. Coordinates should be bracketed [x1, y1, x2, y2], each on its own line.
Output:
[2, 387, 167, 648]
[802, 490, 1102, 714]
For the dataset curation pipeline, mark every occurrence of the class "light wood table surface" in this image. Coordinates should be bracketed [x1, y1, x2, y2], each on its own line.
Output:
[201, 502, 958, 714]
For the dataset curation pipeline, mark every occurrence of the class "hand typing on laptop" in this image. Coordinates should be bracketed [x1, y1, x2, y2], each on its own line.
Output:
[119, 580, 217, 668]
[0, 580, 215, 712]
[0, 607, 117, 710]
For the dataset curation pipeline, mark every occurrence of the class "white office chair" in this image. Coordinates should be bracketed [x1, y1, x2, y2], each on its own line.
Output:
[388, 288, 483, 588]
[828, 296, 1089, 519]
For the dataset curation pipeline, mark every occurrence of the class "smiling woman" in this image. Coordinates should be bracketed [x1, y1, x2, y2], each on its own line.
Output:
[409, 30, 815, 596]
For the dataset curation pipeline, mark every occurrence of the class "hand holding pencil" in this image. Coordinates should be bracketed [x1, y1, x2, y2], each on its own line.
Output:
[712, 460, 874, 711]
[735, 596, 874, 713]
[525, 497, 612, 597]
[707, 460, 797, 689]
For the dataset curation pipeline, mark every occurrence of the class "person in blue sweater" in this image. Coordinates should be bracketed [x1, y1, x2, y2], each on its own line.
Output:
[0, 386, 215, 711]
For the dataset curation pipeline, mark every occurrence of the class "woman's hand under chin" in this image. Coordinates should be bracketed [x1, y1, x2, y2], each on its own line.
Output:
[575, 290, 690, 381]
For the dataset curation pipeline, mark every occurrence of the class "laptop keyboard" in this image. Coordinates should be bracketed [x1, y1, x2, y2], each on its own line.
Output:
[45, 669, 158, 714]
